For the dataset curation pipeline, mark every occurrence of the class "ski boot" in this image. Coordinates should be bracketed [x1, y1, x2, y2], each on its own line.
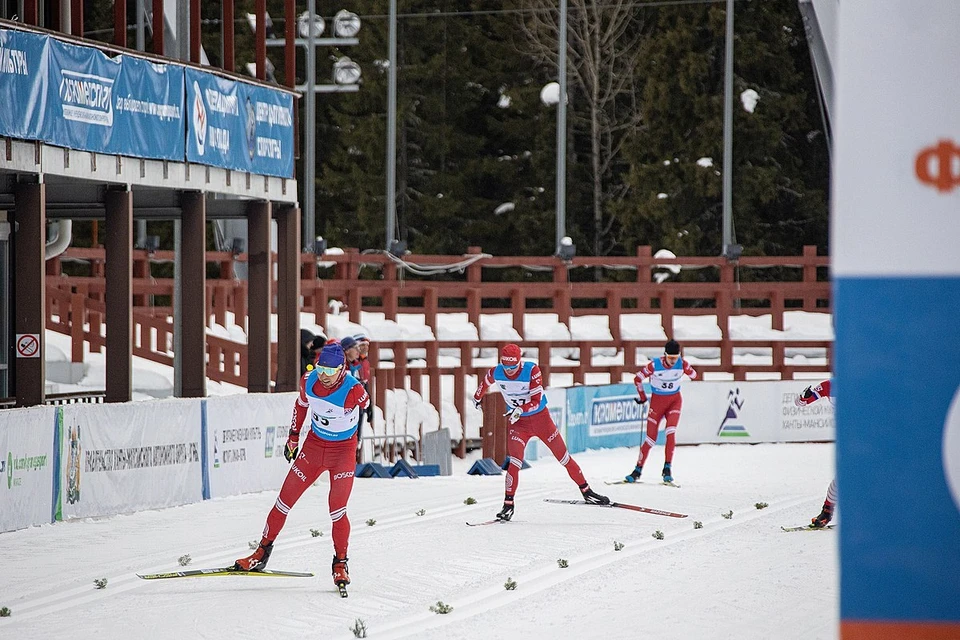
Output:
[624, 465, 642, 483]
[811, 501, 834, 528]
[332, 555, 350, 597]
[662, 463, 674, 483]
[232, 540, 274, 572]
[580, 484, 611, 505]
[496, 497, 515, 522]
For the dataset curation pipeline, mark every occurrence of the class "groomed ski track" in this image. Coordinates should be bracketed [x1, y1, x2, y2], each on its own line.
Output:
[1, 444, 838, 640]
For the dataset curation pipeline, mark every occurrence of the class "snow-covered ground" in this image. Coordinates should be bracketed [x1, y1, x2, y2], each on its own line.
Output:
[1, 443, 838, 640]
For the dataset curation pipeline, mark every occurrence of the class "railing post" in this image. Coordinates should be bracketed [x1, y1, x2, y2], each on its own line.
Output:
[537, 340, 552, 387]
[803, 245, 819, 310]
[454, 365, 467, 458]
[607, 289, 621, 341]
[70, 293, 85, 362]
[660, 292, 675, 340]
[510, 288, 524, 337]
[424, 287, 438, 334]
[427, 341, 441, 411]
[467, 288, 481, 333]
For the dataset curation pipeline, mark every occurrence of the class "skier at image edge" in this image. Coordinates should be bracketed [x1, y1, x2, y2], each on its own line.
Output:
[625, 339, 698, 484]
[794, 379, 837, 528]
[473, 344, 610, 522]
[234, 343, 369, 592]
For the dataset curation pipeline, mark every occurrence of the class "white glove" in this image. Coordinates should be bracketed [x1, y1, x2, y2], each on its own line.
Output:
[508, 407, 523, 424]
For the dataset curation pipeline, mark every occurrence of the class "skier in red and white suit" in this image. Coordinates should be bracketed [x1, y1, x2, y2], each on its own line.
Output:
[473, 344, 609, 521]
[624, 339, 698, 484]
[795, 379, 837, 527]
[234, 343, 369, 589]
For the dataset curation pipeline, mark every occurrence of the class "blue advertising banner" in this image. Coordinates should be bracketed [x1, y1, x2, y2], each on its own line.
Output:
[185, 68, 294, 178]
[564, 383, 657, 454]
[44, 37, 184, 160]
[0, 28, 48, 140]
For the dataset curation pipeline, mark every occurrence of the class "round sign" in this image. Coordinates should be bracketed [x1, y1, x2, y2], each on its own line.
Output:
[16, 334, 39, 358]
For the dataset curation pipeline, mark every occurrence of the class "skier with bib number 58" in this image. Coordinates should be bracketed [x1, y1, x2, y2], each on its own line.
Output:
[233, 344, 369, 596]
[623, 339, 698, 485]
[473, 344, 609, 522]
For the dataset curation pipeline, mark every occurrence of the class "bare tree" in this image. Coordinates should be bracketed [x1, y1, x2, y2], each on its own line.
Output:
[519, 0, 649, 256]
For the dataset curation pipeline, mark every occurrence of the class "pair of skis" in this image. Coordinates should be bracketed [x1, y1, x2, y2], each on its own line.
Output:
[137, 567, 348, 597]
[605, 479, 681, 488]
[466, 497, 688, 525]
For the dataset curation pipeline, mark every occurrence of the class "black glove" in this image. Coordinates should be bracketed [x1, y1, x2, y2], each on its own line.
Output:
[634, 394, 648, 405]
[284, 431, 300, 462]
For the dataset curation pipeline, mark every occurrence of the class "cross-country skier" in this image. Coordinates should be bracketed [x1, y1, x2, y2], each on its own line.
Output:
[234, 343, 369, 594]
[623, 339, 698, 484]
[473, 343, 609, 522]
[795, 379, 836, 528]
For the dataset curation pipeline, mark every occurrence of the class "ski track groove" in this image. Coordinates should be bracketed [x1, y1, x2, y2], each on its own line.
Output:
[0, 484, 555, 624]
[332, 495, 816, 640]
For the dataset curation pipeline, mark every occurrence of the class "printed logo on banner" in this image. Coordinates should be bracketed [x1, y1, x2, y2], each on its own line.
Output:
[192, 80, 207, 156]
[588, 395, 645, 437]
[7, 449, 49, 489]
[213, 429, 220, 468]
[245, 96, 256, 160]
[264, 426, 276, 458]
[915, 139, 960, 193]
[66, 425, 82, 504]
[59, 70, 114, 126]
[942, 385, 960, 516]
[717, 388, 749, 438]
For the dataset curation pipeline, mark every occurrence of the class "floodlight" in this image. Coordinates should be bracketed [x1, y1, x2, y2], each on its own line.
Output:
[297, 11, 325, 38]
[333, 57, 361, 85]
[333, 10, 361, 38]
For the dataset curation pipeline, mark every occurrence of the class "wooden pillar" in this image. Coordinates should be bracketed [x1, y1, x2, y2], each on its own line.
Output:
[114, 0, 127, 47]
[275, 205, 301, 392]
[424, 287, 437, 335]
[13, 183, 45, 407]
[222, 0, 235, 71]
[247, 200, 271, 392]
[607, 289, 621, 341]
[72, 0, 84, 35]
[177, 192, 206, 397]
[190, 0, 202, 62]
[151, 0, 163, 53]
[23, 0, 38, 25]
[105, 189, 133, 403]
[254, 0, 266, 80]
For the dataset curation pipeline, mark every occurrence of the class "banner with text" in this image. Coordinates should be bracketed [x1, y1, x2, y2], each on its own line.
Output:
[57, 399, 202, 520]
[0, 27, 49, 142]
[204, 393, 297, 498]
[564, 383, 650, 454]
[185, 67, 294, 177]
[0, 406, 56, 533]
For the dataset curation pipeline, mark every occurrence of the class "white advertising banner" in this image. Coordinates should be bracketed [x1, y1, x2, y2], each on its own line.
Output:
[675, 381, 834, 445]
[0, 405, 56, 533]
[204, 393, 297, 498]
[58, 399, 202, 520]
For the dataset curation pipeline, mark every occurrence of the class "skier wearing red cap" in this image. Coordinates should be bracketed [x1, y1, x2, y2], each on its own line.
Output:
[233, 343, 369, 596]
[795, 379, 837, 527]
[473, 344, 609, 521]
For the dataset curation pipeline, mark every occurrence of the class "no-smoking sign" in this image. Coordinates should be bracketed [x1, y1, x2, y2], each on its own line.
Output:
[15, 333, 40, 358]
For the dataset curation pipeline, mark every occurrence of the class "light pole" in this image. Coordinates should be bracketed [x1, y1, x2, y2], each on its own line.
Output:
[721, 0, 741, 261]
[385, 0, 399, 255]
[555, 0, 569, 257]
[258, 9, 362, 252]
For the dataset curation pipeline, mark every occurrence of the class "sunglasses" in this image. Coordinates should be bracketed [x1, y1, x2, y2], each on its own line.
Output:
[316, 365, 343, 376]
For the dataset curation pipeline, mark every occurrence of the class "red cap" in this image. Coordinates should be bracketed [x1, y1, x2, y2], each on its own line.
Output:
[500, 344, 522, 368]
